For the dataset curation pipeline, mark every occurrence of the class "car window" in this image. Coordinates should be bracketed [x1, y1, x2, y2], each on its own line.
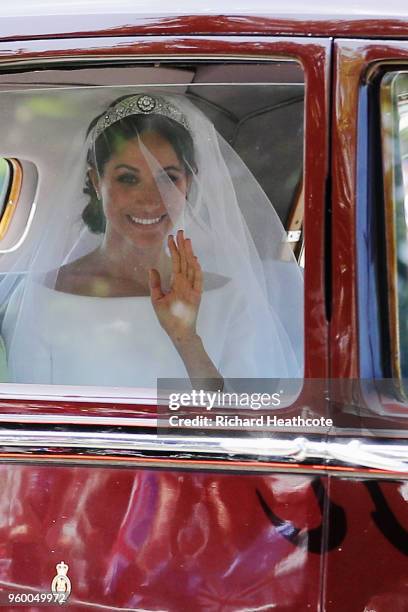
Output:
[0, 62, 305, 401]
[381, 71, 408, 379]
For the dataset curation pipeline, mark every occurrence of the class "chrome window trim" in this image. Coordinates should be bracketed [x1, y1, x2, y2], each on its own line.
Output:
[0, 54, 304, 70]
[0, 429, 407, 474]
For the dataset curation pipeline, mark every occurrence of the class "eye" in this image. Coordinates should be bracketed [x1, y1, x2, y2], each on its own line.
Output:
[157, 171, 180, 184]
[117, 172, 138, 185]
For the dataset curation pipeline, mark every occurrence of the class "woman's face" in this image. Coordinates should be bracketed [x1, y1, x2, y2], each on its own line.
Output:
[93, 130, 189, 248]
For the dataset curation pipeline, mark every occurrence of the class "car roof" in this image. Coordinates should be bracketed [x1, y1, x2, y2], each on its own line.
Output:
[0, 0, 407, 40]
[0, 0, 406, 18]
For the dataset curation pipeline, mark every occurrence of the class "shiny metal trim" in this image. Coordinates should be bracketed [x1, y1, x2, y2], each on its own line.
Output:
[380, 71, 402, 382]
[0, 53, 305, 70]
[0, 430, 407, 473]
[1, 455, 406, 480]
[366, 59, 408, 84]
[0, 413, 156, 426]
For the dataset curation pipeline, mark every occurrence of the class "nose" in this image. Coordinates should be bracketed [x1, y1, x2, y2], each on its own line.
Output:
[139, 176, 164, 210]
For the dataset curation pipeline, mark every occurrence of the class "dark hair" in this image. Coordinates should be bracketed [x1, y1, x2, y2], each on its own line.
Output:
[83, 98, 197, 234]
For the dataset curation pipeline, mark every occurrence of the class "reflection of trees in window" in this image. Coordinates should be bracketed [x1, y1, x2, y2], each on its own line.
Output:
[396, 100, 408, 376]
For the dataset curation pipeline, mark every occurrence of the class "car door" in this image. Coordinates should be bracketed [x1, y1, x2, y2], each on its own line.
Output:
[0, 31, 334, 611]
[325, 38, 408, 611]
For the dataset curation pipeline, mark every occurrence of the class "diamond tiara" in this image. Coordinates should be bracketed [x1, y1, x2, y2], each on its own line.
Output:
[93, 94, 191, 142]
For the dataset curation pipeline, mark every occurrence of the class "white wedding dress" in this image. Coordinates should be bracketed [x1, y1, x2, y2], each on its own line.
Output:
[1, 278, 283, 388]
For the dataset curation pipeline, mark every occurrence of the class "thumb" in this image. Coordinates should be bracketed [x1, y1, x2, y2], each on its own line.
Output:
[149, 269, 164, 302]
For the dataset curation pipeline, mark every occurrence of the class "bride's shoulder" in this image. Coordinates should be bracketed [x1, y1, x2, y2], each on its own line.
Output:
[54, 252, 103, 294]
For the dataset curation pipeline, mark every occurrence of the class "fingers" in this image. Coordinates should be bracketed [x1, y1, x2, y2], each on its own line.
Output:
[168, 235, 180, 274]
[184, 237, 196, 285]
[187, 264, 194, 284]
[193, 256, 203, 293]
[184, 235, 203, 293]
[170, 230, 203, 293]
[176, 229, 188, 275]
[149, 269, 164, 302]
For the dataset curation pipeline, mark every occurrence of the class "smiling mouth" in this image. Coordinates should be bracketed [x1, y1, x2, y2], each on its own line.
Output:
[127, 214, 166, 226]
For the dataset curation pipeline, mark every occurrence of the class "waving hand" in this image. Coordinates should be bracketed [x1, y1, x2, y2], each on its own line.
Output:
[149, 230, 203, 343]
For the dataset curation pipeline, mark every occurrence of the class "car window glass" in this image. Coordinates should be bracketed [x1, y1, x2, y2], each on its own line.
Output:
[381, 71, 408, 377]
[0, 63, 305, 400]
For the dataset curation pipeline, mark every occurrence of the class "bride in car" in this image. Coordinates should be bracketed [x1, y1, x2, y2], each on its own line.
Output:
[1, 92, 303, 387]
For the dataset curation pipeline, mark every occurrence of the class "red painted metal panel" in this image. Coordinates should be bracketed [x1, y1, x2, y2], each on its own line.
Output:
[0, 464, 325, 610]
[1, 463, 406, 611]
[324, 477, 408, 612]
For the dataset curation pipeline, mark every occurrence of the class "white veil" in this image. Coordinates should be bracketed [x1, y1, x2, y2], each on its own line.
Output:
[0, 89, 303, 387]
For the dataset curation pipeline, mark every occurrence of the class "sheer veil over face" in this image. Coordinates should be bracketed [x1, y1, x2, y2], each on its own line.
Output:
[0, 90, 304, 387]
[90, 131, 190, 251]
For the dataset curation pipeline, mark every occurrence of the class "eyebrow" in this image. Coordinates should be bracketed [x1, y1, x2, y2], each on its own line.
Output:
[114, 163, 183, 173]
[115, 164, 140, 172]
